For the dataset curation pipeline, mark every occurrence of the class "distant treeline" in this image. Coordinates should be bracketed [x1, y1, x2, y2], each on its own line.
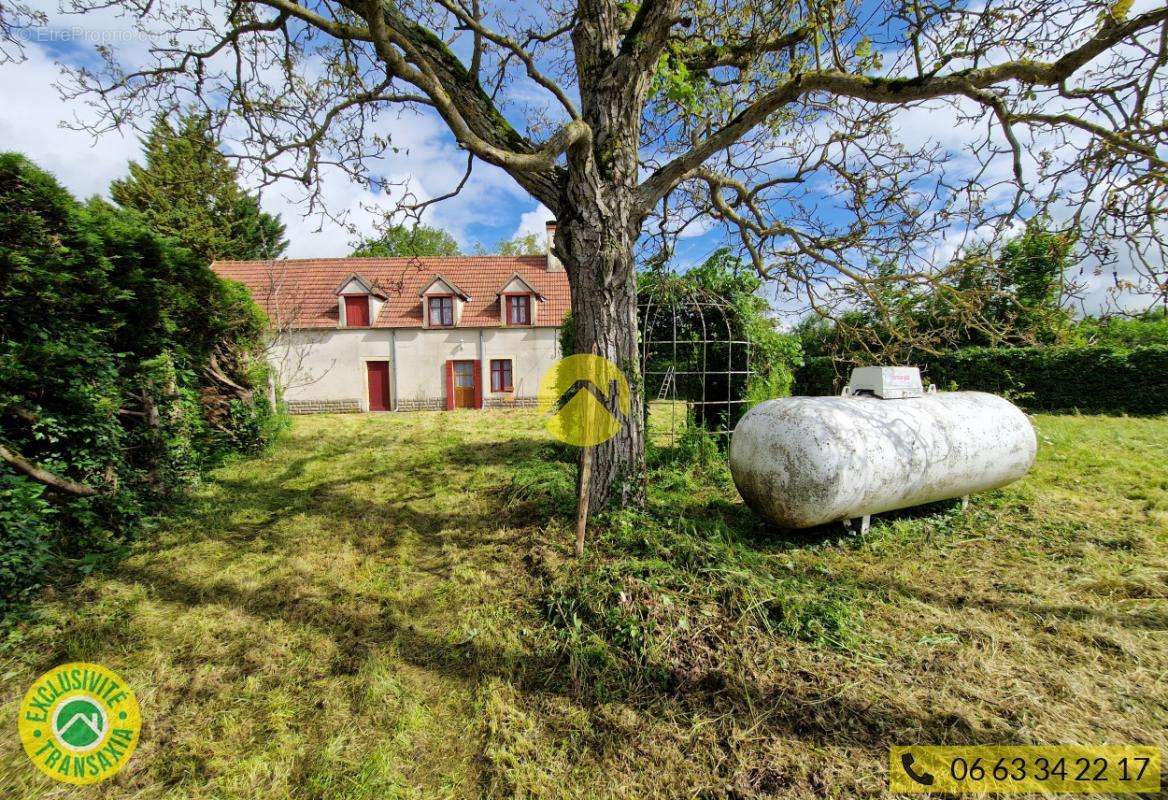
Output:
[790, 217, 1168, 414]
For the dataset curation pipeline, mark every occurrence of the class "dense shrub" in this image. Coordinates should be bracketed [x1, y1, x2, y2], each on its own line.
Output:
[790, 355, 843, 396]
[0, 153, 280, 614]
[0, 474, 55, 607]
[793, 346, 1168, 415]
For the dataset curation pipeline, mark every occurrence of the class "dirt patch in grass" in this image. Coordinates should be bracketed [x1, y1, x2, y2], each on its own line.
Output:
[2, 411, 1165, 799]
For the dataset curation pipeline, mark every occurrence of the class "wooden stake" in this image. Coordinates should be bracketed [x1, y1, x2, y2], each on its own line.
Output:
[575, 445, 593, 558]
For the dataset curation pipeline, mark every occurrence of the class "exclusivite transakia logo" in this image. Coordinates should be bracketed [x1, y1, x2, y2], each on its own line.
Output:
[17, 662, 141, 785]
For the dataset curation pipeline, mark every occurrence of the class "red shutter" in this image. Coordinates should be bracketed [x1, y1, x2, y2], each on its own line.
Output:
[473, 360, 483, 409]
[344, 296, 370, 326]
[445, 360, 455, 410]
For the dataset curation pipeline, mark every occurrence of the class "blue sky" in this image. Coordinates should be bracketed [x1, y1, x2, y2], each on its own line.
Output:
[0, 29, 550, 256]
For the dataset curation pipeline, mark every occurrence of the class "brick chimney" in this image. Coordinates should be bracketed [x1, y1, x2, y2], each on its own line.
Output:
[545, 219, 563, 272]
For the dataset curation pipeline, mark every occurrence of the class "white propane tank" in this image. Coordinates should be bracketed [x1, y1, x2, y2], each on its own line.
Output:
[728, 391, 1036, 529]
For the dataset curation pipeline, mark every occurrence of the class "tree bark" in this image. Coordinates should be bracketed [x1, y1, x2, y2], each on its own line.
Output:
[0, 442, 102, 496]
[556, 188, 647, 509]
[553, 2, 656, 509]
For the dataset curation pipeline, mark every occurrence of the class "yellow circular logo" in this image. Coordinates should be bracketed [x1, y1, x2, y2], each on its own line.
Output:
[537, 354, 631, 447]
[17, 662, 142, 785]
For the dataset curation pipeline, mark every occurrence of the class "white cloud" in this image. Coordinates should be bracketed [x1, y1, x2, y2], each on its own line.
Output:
[0, 45, 138, 199]
[511, 203, 554, 240]
[255, 112, 533, 256]
[677, 215, 714, 239]
[1, 29, 537, 258]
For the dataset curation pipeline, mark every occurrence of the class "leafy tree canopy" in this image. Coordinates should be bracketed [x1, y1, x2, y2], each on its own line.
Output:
[1072, 308, 1168, 348]
[474, 232, 545, 256]
[798, 220, 1079, 362]
[351, 223, 460, 257]
[111, 113, 288, 263]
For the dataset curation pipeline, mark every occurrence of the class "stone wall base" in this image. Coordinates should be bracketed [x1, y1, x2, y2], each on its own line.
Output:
[287, 399, 362, 414]
[287, 397, 538, 413]
[484, 397, 538, 409]
[396, 398, 447, 411]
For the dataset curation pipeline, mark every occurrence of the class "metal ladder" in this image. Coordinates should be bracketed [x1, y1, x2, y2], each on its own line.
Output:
[657, 366, 675, 400]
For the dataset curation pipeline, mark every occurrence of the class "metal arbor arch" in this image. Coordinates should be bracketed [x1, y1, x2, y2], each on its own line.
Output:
[638, 273, 755, 445]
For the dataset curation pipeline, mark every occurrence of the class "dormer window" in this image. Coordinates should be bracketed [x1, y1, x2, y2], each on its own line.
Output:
[497, 274, 544, 326]
[506, 294, 531, 325]
[344, 295, 370, 327]
[335, 273, 385, 328]
[419, 275, 470, 328]
[428, 295, 454, 327]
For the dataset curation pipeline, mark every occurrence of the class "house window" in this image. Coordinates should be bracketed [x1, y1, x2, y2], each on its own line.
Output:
[490, 359, 513, 392]
[344, 295, 370, 327]
[428, 296, 454, 327]
[506, 295, 531, 325]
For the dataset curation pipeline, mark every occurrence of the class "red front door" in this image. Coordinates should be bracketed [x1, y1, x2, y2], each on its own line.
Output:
[366, 361, 390, 411]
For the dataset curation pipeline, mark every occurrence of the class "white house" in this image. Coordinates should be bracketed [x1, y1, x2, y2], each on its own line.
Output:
[213, 222, 570, 413]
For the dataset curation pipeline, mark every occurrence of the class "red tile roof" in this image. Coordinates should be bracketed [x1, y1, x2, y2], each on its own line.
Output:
[211, 255, 570, 329]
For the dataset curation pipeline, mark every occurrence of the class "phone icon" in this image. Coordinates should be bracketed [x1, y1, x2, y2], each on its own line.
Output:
[901, 753, 935, 786]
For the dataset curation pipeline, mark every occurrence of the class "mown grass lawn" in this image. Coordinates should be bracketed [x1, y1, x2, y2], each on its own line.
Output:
[1, 410, 1165, 799]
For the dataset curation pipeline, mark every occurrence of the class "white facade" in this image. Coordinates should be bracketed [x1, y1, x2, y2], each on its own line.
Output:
[271, 326, 562, 413]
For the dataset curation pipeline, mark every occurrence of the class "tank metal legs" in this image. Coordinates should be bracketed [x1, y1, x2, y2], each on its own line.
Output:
[842, 498, 967, 537]
[843, 515, 870, 535]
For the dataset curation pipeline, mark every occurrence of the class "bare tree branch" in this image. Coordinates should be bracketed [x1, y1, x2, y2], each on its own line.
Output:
[639, 4, 1168, 209]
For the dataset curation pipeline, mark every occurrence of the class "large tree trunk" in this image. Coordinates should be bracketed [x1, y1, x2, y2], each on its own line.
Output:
[556, 189, 646, 509]
[553, 3, 657, 508]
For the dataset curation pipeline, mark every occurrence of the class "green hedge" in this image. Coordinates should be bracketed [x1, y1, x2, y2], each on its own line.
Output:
[793, 346, 1168, 415]
[1, 153, 281, 616]
[791, 356, 843, 397]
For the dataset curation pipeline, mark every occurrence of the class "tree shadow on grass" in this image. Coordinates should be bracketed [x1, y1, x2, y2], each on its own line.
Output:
[45, 428, 1051, 791]
[106, 556, 1007, 759]
[168, 437, 554, 554]
[693, 494, 1168, 632]
[849, 571, 1168, 632]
